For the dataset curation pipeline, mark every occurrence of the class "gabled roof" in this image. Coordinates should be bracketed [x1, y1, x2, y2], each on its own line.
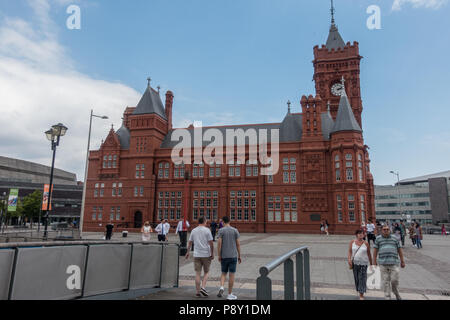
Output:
[331, 94, 362, 134]
[132, 85, 167, 120]
[326, 24, 346, 50]
[279, 112, 303, 142]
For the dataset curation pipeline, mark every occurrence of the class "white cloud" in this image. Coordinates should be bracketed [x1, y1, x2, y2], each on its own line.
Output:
[392, 0, 449, 10]
[0, 0, 141, 181]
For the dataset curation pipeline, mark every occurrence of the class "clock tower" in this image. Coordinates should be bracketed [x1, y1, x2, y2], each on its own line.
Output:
[312, 1, 364, 127]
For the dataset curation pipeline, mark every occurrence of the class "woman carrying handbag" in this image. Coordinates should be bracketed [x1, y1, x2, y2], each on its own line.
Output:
[348, 229, 373, 300]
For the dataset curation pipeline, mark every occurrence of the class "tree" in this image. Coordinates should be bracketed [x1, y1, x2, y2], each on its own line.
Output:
[17, 190, 43, 227]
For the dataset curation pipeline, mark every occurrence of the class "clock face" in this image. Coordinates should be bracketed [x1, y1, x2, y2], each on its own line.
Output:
[331, 83, 344, 96]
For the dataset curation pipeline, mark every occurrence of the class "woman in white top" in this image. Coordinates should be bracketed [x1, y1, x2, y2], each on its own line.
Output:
[141, 221, 153, 242]
[347, 229, 373, 300]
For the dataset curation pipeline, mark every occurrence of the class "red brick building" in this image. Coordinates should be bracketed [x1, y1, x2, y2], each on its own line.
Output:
[82, 15, 375, 235]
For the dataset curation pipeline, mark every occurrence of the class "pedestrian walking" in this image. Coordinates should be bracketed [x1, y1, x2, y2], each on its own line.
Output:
[185, 217, 214, 298]
[320, 219, 329, 236]
[415, 222, 423, 249]
[325, 220, 329, 236]
[348, 229, 373, 300]
[176, 218, 190, 243]
[210, 220, 218, 241]
[218, 219, 224, 230]
[155, 219, 170, 242]
[361, 222, 367, 240]
[104, 221, 114, 240]
[399, 221, 406, 246]
[442, 224, 447, 236]
[393, 223, 402, 243]
[217, 216, 241, 300]
[366, 219, 376, 246]
[373, 224, 406, 300]
[409, 223, 416, 247]
[141, 221, 153, 242]
[375, 220, 382, 237]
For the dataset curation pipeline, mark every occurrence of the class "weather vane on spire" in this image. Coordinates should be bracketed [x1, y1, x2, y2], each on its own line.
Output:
[147, 77, 151, 88]
[331, 0, 335, 25]
[287, 100, 291, 113]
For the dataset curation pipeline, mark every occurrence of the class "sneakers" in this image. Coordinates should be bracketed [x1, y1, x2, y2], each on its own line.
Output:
[217, 287, 224, 298]
[227, 293, 237, 300]
[200, 287, 208, 297]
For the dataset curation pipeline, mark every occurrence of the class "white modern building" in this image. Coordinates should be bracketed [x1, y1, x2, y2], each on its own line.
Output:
[375, 170, 450, 224]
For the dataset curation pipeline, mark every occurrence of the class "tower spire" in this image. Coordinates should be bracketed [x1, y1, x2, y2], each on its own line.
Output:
[331, 0, 335, 25]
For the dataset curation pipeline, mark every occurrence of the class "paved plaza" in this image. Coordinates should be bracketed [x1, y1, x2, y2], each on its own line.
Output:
[82, 231, 450, 300]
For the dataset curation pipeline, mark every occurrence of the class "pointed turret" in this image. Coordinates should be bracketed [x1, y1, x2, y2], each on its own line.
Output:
[326, 0, 346, 50]
[331, 78, 362, 133]
[132, 78, 167, 120]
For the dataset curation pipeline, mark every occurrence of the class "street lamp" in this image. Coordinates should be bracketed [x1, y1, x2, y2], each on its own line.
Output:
[43, 123, 68, 239]
[390, 171, 404, 222]
[79, 110, 108, 237]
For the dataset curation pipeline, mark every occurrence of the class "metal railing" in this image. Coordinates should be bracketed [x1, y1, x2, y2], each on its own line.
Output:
[0, 240, 179, 300]
[0, 229, 81, 242]
[256, 246, 310, 300]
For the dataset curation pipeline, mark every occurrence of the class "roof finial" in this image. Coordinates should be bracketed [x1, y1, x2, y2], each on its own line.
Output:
[287, 100, 291, 114]
[331, 0, 335, 25]
[111, 123, 114, 130]
[327, 101, 331, 112]
[157, 85, 161, 93]
[340, 76, 348, 97]
[147, 77, 151, 88]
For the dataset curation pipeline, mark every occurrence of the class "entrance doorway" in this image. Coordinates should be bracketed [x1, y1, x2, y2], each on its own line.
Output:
[134, 211, 143, 228]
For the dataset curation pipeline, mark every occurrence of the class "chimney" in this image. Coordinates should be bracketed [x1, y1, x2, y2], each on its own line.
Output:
[165, 90, 174, 131]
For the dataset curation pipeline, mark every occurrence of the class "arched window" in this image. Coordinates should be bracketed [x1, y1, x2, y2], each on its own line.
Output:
[108, 155, 112, 168]
[346, 168, 353, 181]
[113, 155, 117, 168]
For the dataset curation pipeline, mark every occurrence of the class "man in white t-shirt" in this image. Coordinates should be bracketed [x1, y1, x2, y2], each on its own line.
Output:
[186, 216, 214, 297]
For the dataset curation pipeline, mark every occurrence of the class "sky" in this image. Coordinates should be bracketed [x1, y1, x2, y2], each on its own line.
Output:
[0, 0, 449, 185]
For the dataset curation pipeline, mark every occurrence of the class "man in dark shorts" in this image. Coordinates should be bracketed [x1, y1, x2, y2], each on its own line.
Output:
[105, 221, 114, 240]
[217, 216, 241, 300]
[366, 219, 376, 246]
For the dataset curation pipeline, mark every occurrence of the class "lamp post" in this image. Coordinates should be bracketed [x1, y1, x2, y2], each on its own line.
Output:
[43, 123, 68, 239]
[390, 171, 403, 222]
[79, 110, 108, 237]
